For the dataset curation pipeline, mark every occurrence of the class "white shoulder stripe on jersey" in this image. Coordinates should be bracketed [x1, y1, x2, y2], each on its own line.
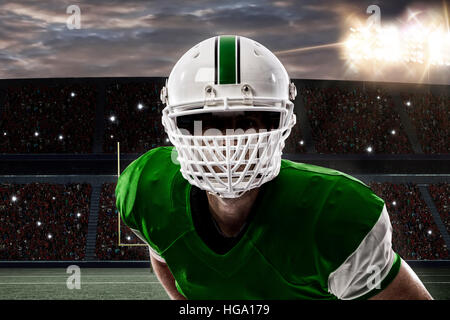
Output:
[148, 245, 167, 263]
[327, 204, 396, 300]
[129, 227, 166, 263]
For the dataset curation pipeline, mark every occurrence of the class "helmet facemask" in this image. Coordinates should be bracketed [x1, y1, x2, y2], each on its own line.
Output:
[162, 98, 296, 198]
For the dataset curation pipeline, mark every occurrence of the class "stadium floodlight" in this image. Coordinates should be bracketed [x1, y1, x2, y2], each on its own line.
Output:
[47, 234, 52, 239]
[52, 197, 56, 200]
[392, 201, 397, 206]
[71, 92, 75, 97]
[367, 146, 373, 153]
[111, 135, 114, 139]
[391, 130, 396, 135]
[11, 196, 17, 202]
[59, 135, 63, 140]
[110, 116, 116, 122]
[428, 230, 432, 235]
[37, 221, 41, 226]
[127, 236, 131, 241]
[299, 140, 304, 145]
[138, 103, 143, 110]
[406, 101, 411, 106]
[77, 213, 81, 217]
[377, 96, 381, 100]
[34, 131, 39, 137]
[342, 9, 450, 73]
[165, 138, 169, 143]
[3, 132, 6, 136]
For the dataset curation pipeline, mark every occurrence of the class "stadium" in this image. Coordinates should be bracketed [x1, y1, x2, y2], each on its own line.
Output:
[0, 0, 449, 303]
[0, 77, 448, 299]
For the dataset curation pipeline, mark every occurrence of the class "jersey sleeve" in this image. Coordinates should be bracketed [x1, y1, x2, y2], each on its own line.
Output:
[327, 204, 402, 300]
[315, 175, 401, 300]
[115, 148, 166, 259]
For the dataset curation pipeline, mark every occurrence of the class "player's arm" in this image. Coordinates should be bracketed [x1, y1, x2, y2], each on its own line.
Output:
[150, 254, 186, 300]
[130, 229, 187, 300]
[369, 259, 432, 300]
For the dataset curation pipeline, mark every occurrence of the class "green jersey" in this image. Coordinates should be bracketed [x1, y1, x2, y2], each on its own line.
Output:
[116, 146, 401, 300]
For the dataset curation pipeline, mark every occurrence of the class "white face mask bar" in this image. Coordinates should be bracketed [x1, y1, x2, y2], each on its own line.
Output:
[162, 97, 296, 198]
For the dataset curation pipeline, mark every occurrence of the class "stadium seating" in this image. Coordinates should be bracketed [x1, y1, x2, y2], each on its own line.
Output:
[284, 120, 307, 153]
[103, 82, 169, 153]
[95, 183, 149, 260]
[300, 87, 414, 154]
[0, 83, 96, 153]
[0, 183, 91, 260]
[0, 181, 447, 261]
[428, 183, 450, 235]
[0, 80, 447, 156]
[369, 182, 448, 260]
[400, 92, 449, 154]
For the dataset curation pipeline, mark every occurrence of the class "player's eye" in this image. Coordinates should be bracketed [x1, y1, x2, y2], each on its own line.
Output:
[176, 111, 281, 135]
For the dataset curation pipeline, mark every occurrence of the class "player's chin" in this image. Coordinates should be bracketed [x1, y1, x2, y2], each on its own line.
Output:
[220, 184, 259, 203]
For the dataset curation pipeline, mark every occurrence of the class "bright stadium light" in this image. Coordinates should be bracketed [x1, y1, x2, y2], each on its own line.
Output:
[299, 140, 304, 145]
[52, 197, 56, 200]
[34, 131, 39, 137]
[3, 132, 6, 136]
[391, 130, 396, 135]
[342, 7, 450, 77]
[127, 236, 131, 241]
[392, 201, 397, 206]
[367, 146, 373, 153]
[47, 234, 52, 239]
[37, 221, 42, 226]
[138, 103, 143, 110]
[71, 92, 75, 97]
[165, 138, 169, 143]
[377, 95, 381, 100]
[428, 230, 432, 235]
[110, 116, 116, 122]
[110, 135, 114, 139]
[11, 196, 17, 202]
[59, 135, 63, 140]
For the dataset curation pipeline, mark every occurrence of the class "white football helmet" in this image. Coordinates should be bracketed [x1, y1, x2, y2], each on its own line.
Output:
[161, 35, 296, 198]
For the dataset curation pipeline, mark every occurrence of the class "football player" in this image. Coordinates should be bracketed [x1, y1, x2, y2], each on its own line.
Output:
[116, 35, 432, 300]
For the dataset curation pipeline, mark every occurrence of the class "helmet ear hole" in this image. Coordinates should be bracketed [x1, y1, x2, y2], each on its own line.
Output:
[193, 52, 200, 59]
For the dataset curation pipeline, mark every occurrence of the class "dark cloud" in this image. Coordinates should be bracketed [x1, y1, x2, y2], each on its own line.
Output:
[0, 0, 448, 84]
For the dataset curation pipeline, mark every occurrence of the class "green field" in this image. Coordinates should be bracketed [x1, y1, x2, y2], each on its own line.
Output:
[0, 267, 449, 300]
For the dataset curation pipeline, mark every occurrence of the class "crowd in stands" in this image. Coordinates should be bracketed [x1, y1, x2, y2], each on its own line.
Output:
[369, 182, 448, 260]
[284, 116, 307, 154]
[300, 87, 414, 154]
[428, 183, 450, 235]
[0, 183, 91, 260]
[401, 92, 449, 154]
[0, 180, 448, 261]
[0, 83, 96, 153]
[0, 80, 448, 156]
[103, 81, 169, 153]
[95, 183, 149, 260]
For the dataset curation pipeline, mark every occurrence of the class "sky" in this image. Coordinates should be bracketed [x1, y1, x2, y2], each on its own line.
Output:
[0, 0, 448, 84]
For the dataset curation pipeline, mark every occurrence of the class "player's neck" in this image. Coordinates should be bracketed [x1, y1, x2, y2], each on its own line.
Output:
[206, 188, 260, 238]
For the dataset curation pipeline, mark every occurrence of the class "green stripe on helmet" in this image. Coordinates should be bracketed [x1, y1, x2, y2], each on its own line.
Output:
[219, 36, 236, 84]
